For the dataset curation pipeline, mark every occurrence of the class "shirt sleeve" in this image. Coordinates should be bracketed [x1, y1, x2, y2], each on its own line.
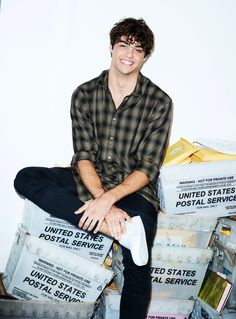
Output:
[135, 100, 173, 183]
[70, 88, 98, 166]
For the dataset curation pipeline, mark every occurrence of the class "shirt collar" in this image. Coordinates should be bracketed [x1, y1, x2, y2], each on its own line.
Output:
[96, 70, 150, 97]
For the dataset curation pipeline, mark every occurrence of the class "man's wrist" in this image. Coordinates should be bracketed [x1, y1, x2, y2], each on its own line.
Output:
[94, 189, 106, 198]
[101, 191, 117, 206]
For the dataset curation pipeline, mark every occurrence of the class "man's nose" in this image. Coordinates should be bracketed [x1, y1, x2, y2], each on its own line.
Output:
[126, 46, 134, 57]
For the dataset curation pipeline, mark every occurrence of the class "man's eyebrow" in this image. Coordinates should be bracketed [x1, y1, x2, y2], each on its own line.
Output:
[119, 40, 143, 48]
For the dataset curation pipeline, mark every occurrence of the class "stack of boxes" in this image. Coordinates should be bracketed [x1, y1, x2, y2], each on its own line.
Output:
[106, 209, 217, 319]
[2, 137, 236, 319]
[159, 139, 236, 318]
[156, 139, 236, 318]
[101, 138, 236, 319]
[191, 217, 236, 318]
[1, 200, 114, 317]
[151, 213, 216, 300]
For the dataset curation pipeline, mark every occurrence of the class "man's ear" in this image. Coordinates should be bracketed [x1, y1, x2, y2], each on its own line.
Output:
[143, 55, 149, 63]
[109, 44, 113, 57]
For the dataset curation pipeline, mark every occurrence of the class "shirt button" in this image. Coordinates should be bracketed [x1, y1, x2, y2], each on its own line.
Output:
[112, 117, 116, 121]
[108, 155, 111, 160]
[111, 167, 115, 172]
[110, 136, 114, 141]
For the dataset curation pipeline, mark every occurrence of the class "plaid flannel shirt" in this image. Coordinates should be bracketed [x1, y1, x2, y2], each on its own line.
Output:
[70, 70, 173, 210]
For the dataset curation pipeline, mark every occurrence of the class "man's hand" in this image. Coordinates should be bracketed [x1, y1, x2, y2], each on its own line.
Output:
[105, 206, 131, 240]
[74, 194, 114, 233]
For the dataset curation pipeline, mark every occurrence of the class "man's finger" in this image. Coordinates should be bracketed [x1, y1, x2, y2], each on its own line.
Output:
[107, 222, 115, 238]
[122, 211, 131, 220]
[113, 221, 122, 241]
[87, 218, 98, 232]
[74, 203, 88, 215]
[119, 219, 127, 234]
[79, 214, 89, 228]
[93, 220, 102, 234]
[82, 217, 94, 230]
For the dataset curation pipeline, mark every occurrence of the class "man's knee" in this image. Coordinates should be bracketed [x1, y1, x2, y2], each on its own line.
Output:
[14, 166, 36, 195]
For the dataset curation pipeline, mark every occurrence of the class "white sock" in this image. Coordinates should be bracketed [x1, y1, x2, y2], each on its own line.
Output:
[119, 216, 148, 266]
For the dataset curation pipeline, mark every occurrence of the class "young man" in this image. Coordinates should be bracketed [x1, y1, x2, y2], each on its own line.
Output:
[14, 18, 173, 319]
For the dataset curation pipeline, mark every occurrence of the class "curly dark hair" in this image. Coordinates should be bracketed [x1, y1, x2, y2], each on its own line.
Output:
[109, 17, 155, 57]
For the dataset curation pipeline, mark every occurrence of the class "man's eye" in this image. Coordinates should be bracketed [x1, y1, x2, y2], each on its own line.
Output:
[136, 49, 144, 53]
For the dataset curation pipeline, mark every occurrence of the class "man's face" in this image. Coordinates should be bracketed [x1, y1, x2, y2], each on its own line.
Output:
[110, 35, 146, 75]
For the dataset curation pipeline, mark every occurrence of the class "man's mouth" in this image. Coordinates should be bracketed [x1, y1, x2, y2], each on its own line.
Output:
[120, 59, 133, 66]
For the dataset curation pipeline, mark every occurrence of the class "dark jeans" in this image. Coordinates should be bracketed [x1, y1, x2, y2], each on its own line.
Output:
[14, 167, 157, 319]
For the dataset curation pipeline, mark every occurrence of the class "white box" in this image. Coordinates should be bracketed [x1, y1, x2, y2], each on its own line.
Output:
[112, 245, 213, 300]
[3, 227, 113, 303]
[151, 246, 213, 300]
[154, 213, 218, 248]
[154, 228, 213, 248]
[215, 218, 236, 250]
[0, 299, 95, 318]
[157, 160, 236, 216]
[157, 212, 218, 232]
[190, 298, 236, 319]
[97, 288, 195, 319]
[210, 239, 236, 309]
[22, 200, 113, 265]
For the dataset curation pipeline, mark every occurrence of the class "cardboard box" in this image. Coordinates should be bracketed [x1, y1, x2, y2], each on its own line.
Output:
[3, 227, 113, 303]
[112, 245, 213, 300]
[97, 288, 194, 319]
[154, 228, 213, 249]
[154, 212, 218, 248]
[151, 246, 213, 300]
[157, 160, 236, 216]
[157, 212, 218, 231]
[22, 200, 113, 265]
[0, 299, 95, 319]
[191, 298, 236, 319]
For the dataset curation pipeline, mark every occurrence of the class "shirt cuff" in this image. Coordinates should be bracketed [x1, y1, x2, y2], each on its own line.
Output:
[135, 159, 159, 183]
[71, 151, 96, 166]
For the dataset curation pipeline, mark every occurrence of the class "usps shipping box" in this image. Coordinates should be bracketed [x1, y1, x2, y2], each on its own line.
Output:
[158, 160, 236, 216]
[154, 228, 213, 249]
[157, 212, 218, 232]
[154, 212, 218, 248]
[191, 298, 236, 319]
[22, 200, 113, 265]
[0, 299, 95, 319]
[3, 227, 113, 303]
[97, 288, 194, 319]
[112, 245, 213, 299]
[151, 246, 213, 300]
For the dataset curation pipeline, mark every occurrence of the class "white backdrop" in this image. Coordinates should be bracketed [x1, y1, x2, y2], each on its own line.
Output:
[0, 0, 236, 272]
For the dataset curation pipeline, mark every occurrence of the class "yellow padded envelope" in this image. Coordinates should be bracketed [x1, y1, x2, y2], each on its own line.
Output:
[179, 157, 192, 165]
[190, 154, 203, 163]
[193, 148, 236, 162]
[163, 138, 199, 166]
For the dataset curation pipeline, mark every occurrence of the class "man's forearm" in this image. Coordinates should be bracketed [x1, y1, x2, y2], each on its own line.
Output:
[102, 170, 150, 205]
[76, 160, 105, 198]
[75, 165, 149, 236]
[76, 160, 149, 206]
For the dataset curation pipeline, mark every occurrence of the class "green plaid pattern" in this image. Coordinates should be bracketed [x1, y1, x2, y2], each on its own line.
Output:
[70, 70, 173, 210]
